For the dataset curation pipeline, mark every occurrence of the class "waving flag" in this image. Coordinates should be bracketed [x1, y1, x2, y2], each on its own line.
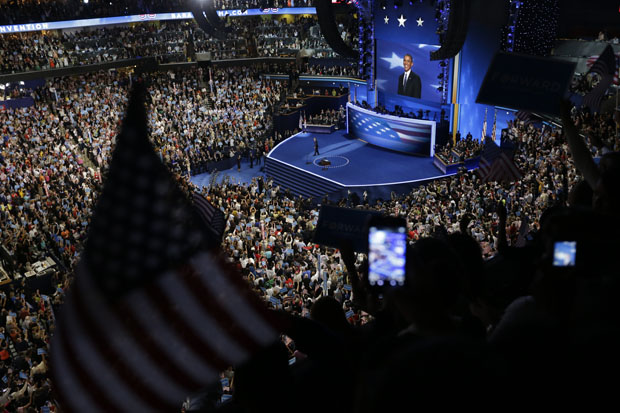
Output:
[477, 139, 522, 183]
[586, 48, 620, 86]
[192, 191, 226, 242]
[583, 45, 617, 113]
[50, 83, 281, 412]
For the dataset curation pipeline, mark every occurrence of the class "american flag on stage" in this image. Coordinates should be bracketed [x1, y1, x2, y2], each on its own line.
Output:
[192, 191, 226, 242]
[583, 45, 617, 113]
[491, 109, 497, 141]
[50, 84, 281, 412]
[477, 139, 522, 183]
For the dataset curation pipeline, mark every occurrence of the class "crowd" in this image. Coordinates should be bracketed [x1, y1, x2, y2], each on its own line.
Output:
[0, 20, 245, 74]
[215, 0, 315, 9]
[303, 63, 358, 77]
[360, 101, 446, 123]
[255, 16, 339, 58]
[0, 15, 362, 75]
[184, 103, 619, 409]
[0, 0, 185, 25]
[306, 107, 345, 127]
[1, 53, 619, 409]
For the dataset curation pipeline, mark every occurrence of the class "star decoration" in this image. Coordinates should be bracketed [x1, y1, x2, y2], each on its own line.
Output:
[397, 15, 407, 27]
[384, 16, 389, 24]
[380, 52, 403, 69]
[416, 17, 424, 27]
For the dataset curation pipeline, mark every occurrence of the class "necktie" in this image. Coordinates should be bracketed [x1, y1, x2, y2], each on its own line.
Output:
[404, 73, 408, 87]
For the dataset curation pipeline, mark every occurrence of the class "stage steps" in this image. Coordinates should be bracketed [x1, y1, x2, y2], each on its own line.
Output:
[265, 157, 344, 200]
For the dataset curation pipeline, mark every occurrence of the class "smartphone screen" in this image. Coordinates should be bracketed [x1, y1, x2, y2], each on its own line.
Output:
[553, 241, 576, 266]
[368, 225, 407, 287]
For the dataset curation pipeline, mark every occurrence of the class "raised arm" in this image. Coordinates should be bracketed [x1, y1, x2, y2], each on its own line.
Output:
[560, 100, 600, 189]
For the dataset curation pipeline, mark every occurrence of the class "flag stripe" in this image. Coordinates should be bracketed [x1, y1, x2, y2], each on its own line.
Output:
[192, 252, 278, 345]
[58, 295, 160, 412]
[193, 192, 226, 240]
[203, 251, 285, 324]
[51, 327, 106, 413]
[158, 272, 251, 360]
[69, 278, 182, 409]
[143, 282, 241, 368]
[71, 265, 202, 397]
[122, 292, 229, 373]
[391, 128, 431, 137]
[177, 265, 262, 353]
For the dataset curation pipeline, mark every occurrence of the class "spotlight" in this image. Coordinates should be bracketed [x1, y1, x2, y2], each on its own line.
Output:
[380, 0, 387, 10]
[394, 0, 403, 8]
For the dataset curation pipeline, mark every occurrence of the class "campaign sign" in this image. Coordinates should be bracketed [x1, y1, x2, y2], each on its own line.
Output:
[477, 52, 576, 116]
[313, 205, 382, 253]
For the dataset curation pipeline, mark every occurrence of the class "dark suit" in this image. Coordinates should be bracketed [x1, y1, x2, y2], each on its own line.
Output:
[397, 71, 421, 98]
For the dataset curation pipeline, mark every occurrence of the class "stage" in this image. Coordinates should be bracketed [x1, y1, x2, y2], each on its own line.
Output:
[265, 131, 454, 201]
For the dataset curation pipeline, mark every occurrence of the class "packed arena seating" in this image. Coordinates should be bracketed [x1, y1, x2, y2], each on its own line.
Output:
[215, 0, 315, 9]
[1, 62, 620, 409]
[0, 0, 316, 25]
[0, 16, 356, 74]
[0, 0, 186, 25]
[2, 2, 620, 409]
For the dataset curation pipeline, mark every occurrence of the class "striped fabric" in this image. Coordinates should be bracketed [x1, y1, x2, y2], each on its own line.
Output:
[477, 139, 522, 183]
[50, 85, 281, 413]
[484, 152, 523, 183]
[477, 139, 503, 178]
[583, 45, 617, 113]
[515, 110, 533, 126]
[586, 48, 620, 86]
[192, 191, 226, 242]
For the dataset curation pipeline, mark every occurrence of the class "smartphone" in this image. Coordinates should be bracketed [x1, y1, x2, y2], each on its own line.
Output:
[553, 241, 576, 267]
[367, 216, 407, 287]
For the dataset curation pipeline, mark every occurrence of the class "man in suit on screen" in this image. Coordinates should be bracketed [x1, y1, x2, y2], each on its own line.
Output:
[397, 54, 422, 99]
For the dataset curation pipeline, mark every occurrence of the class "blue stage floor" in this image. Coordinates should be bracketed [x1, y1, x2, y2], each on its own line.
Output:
[268, 131, 446, 187]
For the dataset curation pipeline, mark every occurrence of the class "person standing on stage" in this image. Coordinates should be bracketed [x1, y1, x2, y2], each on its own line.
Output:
[313, 137, 320, 156]
[397, 54, 422, 99]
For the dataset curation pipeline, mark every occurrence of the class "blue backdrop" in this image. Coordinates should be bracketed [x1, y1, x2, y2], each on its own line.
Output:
[374, 1, 440, 45]
[376, 39, 442, 103]
[455, 0, 509, 140]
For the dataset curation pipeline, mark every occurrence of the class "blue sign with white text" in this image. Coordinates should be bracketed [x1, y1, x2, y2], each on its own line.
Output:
[476, 52, 576, 116]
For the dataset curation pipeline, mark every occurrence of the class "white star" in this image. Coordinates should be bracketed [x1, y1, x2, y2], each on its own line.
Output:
[397, 15, 407, 27]
[380, 52, 403, 69]
[384, 16, 389, 24]
[416, 17, 424, 26]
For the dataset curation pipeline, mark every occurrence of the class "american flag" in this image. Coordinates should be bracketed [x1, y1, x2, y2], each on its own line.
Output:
[192, 191, 226, 242]
[477, 138, 522, 183]
[583, 45, 617, 113]
[515, 110, 534, 126]
[586, 48, 620, 86]
[483, 151, 522, 183]
[477, 138, 503, 178]
[50, 84, 281, 412]
[481, 108, 488, 141]
[491, 109, 497, 141]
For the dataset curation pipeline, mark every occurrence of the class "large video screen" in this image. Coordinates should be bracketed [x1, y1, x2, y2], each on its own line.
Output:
[347, 103, 435, 157]
[376, 39, 442, 103]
